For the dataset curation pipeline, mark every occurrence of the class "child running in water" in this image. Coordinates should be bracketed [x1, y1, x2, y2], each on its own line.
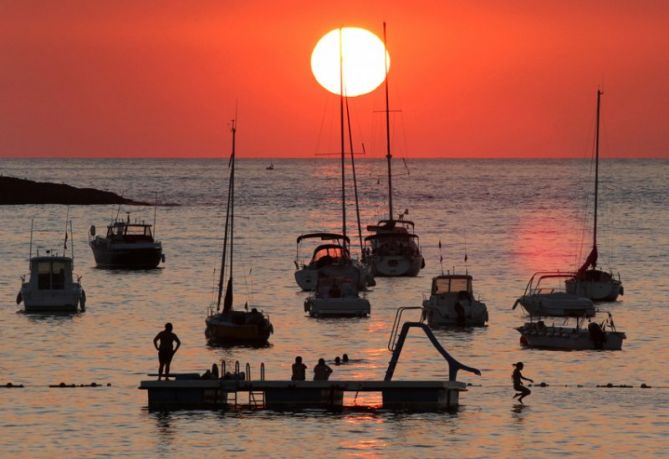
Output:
[512, 362, 534, 404]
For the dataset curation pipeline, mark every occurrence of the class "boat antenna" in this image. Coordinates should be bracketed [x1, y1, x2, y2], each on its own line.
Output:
[438, 240, 444, 275]
[63, 206, 70, 254]
[464, 231, 469, 275]
[28, 218, 34, 260]
[345, 96, 365, 255]
[339, 26, 347, 246]
[383, 22, 394, 221]
[114, 205, 122, 222]
[153, 192, 158, 238]
[70, 220, 74, 263]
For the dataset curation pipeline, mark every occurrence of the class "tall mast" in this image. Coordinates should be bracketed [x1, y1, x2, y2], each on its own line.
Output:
[345, 97, 364, 254]
[339, 28, 347, 245]
[217, 120, 236, 311]
[383, 22, 394, 221]
[593, 89, 601, 261]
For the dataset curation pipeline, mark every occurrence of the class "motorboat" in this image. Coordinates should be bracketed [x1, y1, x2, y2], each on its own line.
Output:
[517, 312, 626, 350]
[294, 232, 351, 291]
[89, 214, 164, 269]
[513, 272, 595, 317]
[565, 90, 623, 301]
[17, 220, 85, 313]
[365, 218, 425, 277]
[364, 24, 425, 278]
[422, 273, 488, 327]
[304, 263, 370, 317]
[205, 119, 274, 345]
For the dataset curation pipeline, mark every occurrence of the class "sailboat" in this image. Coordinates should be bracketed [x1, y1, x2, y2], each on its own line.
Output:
[304, 27, 371, 317]
[365, 23, 425, 277]
[565, 89, 623, 302]
[205, 120, 274, 344]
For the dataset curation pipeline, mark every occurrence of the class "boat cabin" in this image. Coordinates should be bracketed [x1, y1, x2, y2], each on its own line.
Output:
[311, 244, 350, 268]
[106, 221, 154, 242]
[367, 219, 416, 234]
[29, 256, 74, 290]
[431, 275, 473, 296]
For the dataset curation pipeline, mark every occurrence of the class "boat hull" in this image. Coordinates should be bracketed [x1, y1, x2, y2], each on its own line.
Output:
[90, 240, 163, 269]
[423, 298, 489, 327]
[565, 277, 622, 302]
[516, 293, 595, 317]
[370, 254, 423, 277]
[20, 283, 84, 313]
[517, 324, 625, 350]
[205, 312, 272, 344]
[304, 297, 370, 317]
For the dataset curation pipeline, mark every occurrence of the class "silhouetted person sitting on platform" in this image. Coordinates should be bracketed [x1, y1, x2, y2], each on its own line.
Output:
[512, 362, 533, 404]
[314, 358, 333, 381]
[153, 323, 181, 380]
[291, 356, 307, 381]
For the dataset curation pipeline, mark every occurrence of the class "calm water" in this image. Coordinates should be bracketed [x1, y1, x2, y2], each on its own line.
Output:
[1, 158, 668, 457]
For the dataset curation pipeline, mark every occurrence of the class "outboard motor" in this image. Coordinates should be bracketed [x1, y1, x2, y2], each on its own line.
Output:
[588, 322, 606, 349]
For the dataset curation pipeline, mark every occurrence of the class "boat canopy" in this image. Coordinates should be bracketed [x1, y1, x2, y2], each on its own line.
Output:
[311, 244, 350, 267]
[364, 233, 419, 241]
[297, 232, 350, 244]
[367, 219, 415, 232]
[432, 275, 472, 295]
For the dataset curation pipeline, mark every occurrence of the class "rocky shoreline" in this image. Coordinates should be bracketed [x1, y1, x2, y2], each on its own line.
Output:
[0, 176, 151, 205]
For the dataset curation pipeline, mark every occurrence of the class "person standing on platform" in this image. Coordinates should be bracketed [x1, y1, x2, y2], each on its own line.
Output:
[153, 323, 181, 380]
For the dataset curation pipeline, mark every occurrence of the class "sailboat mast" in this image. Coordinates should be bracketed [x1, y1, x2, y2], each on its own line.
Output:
[383, 22, 394, 221]
[229, 119, 236, 288]
[339, 27, 347, 245]
[593, 89, 601, 259]
[216, 121, 236, 311]
[345, 97, 365, 254]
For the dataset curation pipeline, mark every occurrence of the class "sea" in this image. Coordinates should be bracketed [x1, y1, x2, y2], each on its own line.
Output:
[0, 158, 667, 458]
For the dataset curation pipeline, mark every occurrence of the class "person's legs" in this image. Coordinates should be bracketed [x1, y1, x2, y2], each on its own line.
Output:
[158, 362, 165, 380]
[518, 386, 531, 404]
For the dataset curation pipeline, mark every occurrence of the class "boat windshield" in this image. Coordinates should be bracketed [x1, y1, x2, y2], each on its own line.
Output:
[313, 246, 346, 262]
[37, 260, 68, 290]
[433, 277, 471, 294]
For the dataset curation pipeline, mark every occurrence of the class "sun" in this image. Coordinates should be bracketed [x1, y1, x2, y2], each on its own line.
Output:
[311, 27, 390, 97]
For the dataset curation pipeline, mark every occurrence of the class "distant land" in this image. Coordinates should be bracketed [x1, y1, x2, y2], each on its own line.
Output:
[0, 176, 150, 205]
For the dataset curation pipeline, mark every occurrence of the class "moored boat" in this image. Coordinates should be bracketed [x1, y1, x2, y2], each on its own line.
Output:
[304, 263, 370, 317]
[422, 273, 488, 327]
[17, 220, 85, 313]
[565, 89, 623, 301]
[89, 215, 164, 269]
[205, 119, 273, 345]
[513, 272, 595, 317]
[517, 313, 626, 351]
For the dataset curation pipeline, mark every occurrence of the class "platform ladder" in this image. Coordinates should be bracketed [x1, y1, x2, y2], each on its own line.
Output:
[247, 362, 266, 409]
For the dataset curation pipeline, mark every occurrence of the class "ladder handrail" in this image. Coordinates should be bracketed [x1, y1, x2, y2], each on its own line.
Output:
[388, 306, 423, 351]
[385, 321, 481, 382]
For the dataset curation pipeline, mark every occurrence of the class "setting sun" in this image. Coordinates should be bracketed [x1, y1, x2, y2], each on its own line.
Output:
[311, 27, 390, 97]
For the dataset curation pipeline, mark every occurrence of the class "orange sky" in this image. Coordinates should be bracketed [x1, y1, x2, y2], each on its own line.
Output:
[1, 1, 668, 158]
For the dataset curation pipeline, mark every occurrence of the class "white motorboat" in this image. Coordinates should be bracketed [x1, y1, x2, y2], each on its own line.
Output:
[422, 274, 488, 327]
[304, 264, 370, 317]
[17, 220, 85, 313]
[517, 313, 626, 351]
[205, 119, 273, 345]
[364, 24, 424, 278]
[565, 89, 623, 301]
[294, 232, 351, 291]
[513, 272, 595, 317]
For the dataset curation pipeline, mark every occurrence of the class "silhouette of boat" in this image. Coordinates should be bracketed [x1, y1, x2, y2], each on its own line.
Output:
[365, 24, 424, 277]
[517, 312, 626, 350]
[513, 272, 595, 318]
[205, 119, 273, 345]
[88, 213, 164, 269]
[422, 273, 488, 327]
[565, 89, 623, 301]
[17, 219, 85, 313]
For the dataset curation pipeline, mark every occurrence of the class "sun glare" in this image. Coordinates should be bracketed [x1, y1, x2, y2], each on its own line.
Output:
[311, 27, 390, 97]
